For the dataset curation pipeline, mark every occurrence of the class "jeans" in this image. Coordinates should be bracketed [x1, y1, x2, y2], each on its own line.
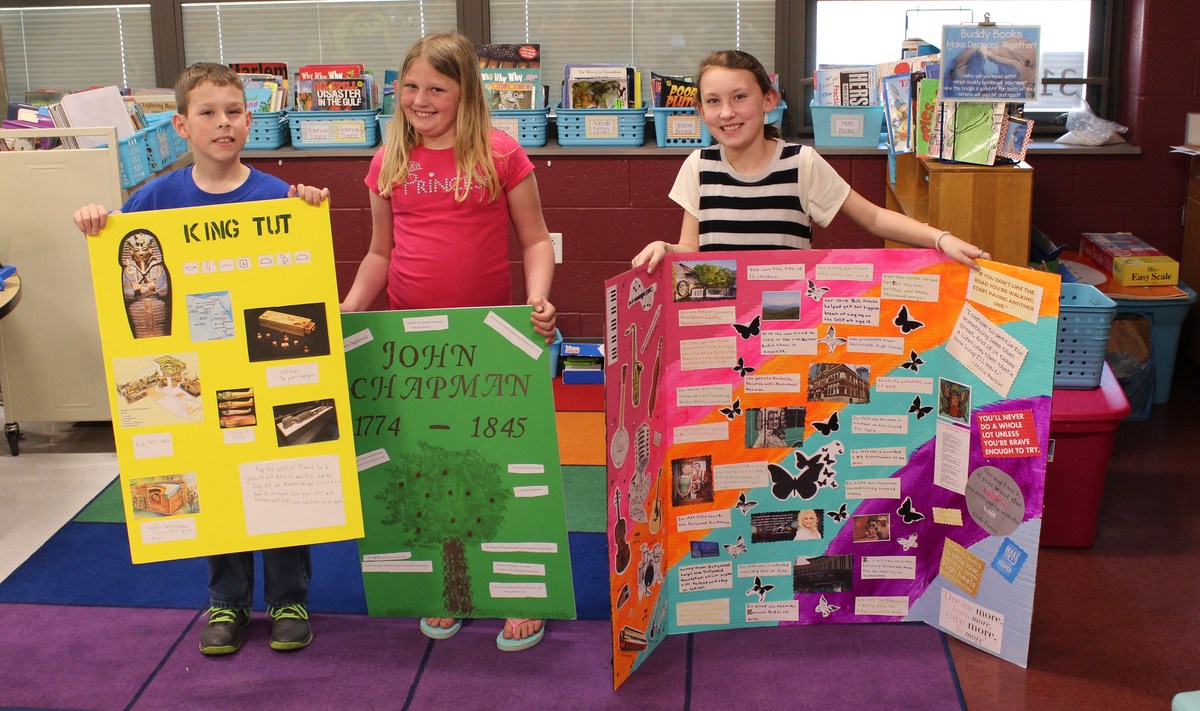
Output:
[207, 545, 311, 610]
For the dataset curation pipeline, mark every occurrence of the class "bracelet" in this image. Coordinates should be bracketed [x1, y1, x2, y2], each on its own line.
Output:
[933, 231, 951, 253]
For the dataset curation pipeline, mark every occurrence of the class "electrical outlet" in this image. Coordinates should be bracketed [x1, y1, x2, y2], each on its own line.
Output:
[549, 232, 563, 264]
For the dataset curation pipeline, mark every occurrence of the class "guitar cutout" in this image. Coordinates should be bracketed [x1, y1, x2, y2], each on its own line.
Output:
[613, 488, 631, 574]
[610, 364, 630, 468]
[648, 466, 663, 534]
[625, 323, 643, 409]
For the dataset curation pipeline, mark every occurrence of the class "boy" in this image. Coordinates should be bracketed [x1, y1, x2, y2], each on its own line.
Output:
[74, 62, 330, 656]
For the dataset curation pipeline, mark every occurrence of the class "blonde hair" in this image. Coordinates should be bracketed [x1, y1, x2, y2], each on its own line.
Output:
[697, 50, 781, 141]
[175, 62, 245, 116]
[377, 32, 501, 202]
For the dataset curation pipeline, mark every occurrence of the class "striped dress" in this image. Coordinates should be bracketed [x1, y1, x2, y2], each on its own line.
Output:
[668, 139, 851, 251]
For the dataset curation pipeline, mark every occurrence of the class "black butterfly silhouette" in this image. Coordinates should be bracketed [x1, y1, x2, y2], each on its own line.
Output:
[826, 503, 848, 523]
[909, 396, 933, 419]
[897, 496, 926, 524]
[901, 349, 924, 373]
[894, 305, 925, 334]
[734, 492, 758, 516]
[806, 279, 830, 301]
[732, 357, 756, 378]
[732, 315, 761, 340]
[723, 535, 748, 558]
[719, 398, 743, 420]
[812, 411, 840, 436]
[821, 325, 848, 354]
[768, 461, 820, 501]
[746, 575, 776, 602]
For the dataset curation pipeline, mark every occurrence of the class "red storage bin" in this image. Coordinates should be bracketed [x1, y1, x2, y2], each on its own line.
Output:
[1041, 363, 1130, 547]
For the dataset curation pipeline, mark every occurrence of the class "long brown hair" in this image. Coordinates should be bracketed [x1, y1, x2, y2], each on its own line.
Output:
[377, 32, 501, 202]
[697, 50, 782, 141]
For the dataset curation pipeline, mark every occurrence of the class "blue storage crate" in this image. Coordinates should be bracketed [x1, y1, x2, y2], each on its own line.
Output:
[491, 108, 549, 148]
[1056, 282, 1117, 389]
[1110, 281, 1196, 404]
[288, 109, 380, 149]
[810, 101, 885, 148]
[767, 100, 787, 129]
[377, 114, 394, 144]
[246, 111, 289, 149]
[144, 111, 187, 161]
[652, 107, 712, 148]
[555, 106, 645, 147]
[138, 121, 174, 171]
[114, 132, 151, 190]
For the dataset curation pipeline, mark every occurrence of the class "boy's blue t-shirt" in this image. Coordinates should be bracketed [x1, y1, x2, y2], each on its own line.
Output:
[120, 165, 290, 213]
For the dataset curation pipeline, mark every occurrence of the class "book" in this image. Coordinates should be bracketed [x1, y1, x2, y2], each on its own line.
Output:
[838, 67, 877, 106]
[312, 77, 370, 110]
[654, 73, 697, 108]
[297, 63, 364, 79]
[913, 77, 939, 156]
[475, 43, 541, 69]
[24, 89, 69, 107]
[564, 64, 632, 109]
[55, 85, 137, 150]
[481, 68, 543, 110]
[487, 82, 537, 110]
[131, 89, 177, 115]
[244, 86, 276, 113]
[229, 62, 289, 81]
[948, 101, 1004, 166]
[881, 73, 911, 153]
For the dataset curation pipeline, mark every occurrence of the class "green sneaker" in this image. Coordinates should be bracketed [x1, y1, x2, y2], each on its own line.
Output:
[268, 603, 312, 651]
[199, 607, 250, 655]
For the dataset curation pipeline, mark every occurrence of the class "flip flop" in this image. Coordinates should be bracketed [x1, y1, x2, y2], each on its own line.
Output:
[419, 618, 461, 640]
[496, 618, 544, 652]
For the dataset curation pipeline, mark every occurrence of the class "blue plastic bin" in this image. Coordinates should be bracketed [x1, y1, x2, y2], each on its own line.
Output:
[652, 107, 712, 148]
[1056, 283, 1117, 389]
[110, 132, 151, 190]
[492, 108, 549, 148]
[288, 109, 380, 149]
[811, 101, 885, 148]
[555, 106, 645, 147]
[1109, 281, 1197, 404]
[246, 111, 289, 149]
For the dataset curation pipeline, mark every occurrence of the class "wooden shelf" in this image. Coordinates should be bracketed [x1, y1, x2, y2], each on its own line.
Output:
[884, 153, 1033, 267]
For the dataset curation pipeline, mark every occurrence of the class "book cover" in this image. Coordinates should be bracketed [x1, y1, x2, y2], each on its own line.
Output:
[486, 82, 537, 110]
[475, 43, 540, 69]
[881, 73, 911, 153]
[297, 64, 364, 80]
[913, 78, 939, 156]
[58, 85, 137, 150]
[838, 67, 877, 106]
[229, 62, 289, 81]
[245, 86, 276, 113]
[481, 68, 543, 109]
[657, 74, 697, 108]
[813, 68, 841, 107]
[24, 89, 69, 107]
[564, 65, 631, 109]
[949, 101, 1004, 166]
[312, 77, 370, 110]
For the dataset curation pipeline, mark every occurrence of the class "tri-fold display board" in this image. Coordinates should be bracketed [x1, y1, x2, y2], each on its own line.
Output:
[603, 249, 1061, 688]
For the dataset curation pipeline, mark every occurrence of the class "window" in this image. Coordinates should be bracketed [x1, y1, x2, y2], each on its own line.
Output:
[489, 0, 776, 109]
[1, 5, 155, 100]
[181, 0, 457, 81]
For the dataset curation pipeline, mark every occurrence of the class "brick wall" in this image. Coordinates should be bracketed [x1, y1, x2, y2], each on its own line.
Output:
[247, 1, 1200, 338]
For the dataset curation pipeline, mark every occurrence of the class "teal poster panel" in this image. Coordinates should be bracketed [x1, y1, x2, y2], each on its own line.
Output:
[343, 306, 576, 620]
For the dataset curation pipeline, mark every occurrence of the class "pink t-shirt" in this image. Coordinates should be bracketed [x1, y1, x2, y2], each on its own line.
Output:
[364, 130, 535, 310]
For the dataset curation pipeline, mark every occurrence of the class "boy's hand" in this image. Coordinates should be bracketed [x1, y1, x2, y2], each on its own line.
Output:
[528, 296, 558, 343]
[289, 184, 330, 206]
[74, 204, 114, 236]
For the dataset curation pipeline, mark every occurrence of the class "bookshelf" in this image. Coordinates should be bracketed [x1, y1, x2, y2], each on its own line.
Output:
[884, 153, 1033, 267]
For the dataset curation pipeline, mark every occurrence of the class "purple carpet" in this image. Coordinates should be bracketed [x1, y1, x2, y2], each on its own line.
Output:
[0, 606, 963, 710]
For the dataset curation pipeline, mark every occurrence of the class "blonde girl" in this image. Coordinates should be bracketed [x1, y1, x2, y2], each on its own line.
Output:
[341, 31, 555, 652]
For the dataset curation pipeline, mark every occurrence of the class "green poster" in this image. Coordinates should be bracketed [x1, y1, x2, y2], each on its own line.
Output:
[343, 306, 576, 620]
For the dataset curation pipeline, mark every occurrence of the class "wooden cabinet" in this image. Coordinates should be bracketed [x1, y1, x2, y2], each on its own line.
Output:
[1180, 154, 1200, 365]
[884, 153, 1033, 267]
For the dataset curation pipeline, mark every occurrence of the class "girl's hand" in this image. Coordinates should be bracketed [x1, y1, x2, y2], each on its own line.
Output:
[74, 204, 114, 236]
[289, 184, 330, 206]
[938, 232, 990, 268]
[631, 241, 671, 274]
[528, 296, 558, 343]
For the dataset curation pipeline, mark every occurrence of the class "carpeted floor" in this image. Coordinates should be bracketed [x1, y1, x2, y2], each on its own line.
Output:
[0, 380, 965, 710]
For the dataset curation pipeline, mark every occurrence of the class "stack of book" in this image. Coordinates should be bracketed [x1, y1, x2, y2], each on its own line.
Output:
[562, 64, 640, 110]
[230, 63, 290, 113]
[559, 341, 604, 384]
[813, 66, 879, 107]
[476, 43, 543, 111]
[45, 85, 137, 149]
[293, 64, 373, 112]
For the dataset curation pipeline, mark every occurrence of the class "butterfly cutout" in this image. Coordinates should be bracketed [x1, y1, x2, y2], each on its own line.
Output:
[732, 315, 761, 340]
[732, 357, 756, 378]
[909, 396, 933, 419]
[734, 492, 758, 516]
[826, 503, 848, 523]
[723, 535, 748, 558]
[894, 305, 925, 334]
[901, 349, 924, 373]
[768, 463, 818, 501]
[815, 594, 840, 618]
[806, 279, 830, 301]
[897, 533, 919, 551]
[821, 325, 848, 354]
[812, 411, 840, 436]
[746, 576, 776, 603]
[719, 398, 743, 420]
[897, 496, 926, 525]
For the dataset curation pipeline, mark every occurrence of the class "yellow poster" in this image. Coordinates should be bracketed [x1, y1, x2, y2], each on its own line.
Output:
[86, 198, 363, 563]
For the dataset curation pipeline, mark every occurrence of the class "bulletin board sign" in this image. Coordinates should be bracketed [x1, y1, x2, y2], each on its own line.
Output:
[603, 249, 1060, 688]
[86, 199, 363, 564]
[940, 25, 1041, 102]
[344, 306, 576, 621]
